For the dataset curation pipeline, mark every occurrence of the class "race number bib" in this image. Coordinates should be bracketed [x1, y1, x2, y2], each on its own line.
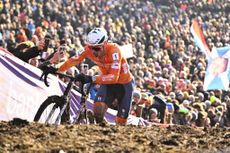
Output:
[112, 53, 119, 60]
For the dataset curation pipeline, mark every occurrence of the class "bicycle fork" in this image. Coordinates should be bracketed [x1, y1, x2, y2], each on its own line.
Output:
[54, 80, 74, 124]
[45, 97, 69, 125]
[73, 94, 88, 124]
[54, 100, 69, 124]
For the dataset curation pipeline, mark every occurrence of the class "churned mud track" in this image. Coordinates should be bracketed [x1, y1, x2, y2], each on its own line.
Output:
[0, 118, 230, 153]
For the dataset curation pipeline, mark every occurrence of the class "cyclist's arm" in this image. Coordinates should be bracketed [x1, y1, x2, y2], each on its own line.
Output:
[94, 51, 122, 84]
[58, 49, 87, 72]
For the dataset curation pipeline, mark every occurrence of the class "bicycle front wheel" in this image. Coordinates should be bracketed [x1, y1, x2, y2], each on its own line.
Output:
[33, 96, 64, 124]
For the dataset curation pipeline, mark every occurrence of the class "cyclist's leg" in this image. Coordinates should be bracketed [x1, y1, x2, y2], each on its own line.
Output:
[116, 80, 135, 125]
[93, 84, 115, 123]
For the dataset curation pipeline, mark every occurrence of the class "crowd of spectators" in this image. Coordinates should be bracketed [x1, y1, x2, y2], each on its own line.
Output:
[0, 0, 230, 128]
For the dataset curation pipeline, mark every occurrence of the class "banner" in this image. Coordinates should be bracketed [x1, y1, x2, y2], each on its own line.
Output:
[0, 49, 147, 126]
[190, 18, 230, 91]
[204, 46, 230, 91]
[119, 44, 134, 59]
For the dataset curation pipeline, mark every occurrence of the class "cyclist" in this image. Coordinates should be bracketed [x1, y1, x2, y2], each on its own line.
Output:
[48, 27, 135, 125]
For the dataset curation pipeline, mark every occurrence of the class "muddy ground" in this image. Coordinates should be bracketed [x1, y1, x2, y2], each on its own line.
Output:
[0, 118, 230, 153]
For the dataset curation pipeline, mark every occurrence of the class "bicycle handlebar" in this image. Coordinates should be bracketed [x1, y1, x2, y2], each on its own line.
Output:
[41, 69, 92, 91]
[39, 61, 92, 94]
[54, 72, 76, 80]
[42, 71, 80, 86]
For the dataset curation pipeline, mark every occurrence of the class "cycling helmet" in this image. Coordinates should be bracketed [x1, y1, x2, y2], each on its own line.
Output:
[86, 28, 108, 46]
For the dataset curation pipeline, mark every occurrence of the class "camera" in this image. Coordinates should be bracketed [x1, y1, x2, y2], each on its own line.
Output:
[43, 35, 51, 52]
[82, 64, 89, 70]
[43, 38, 50, 52]
[81, 64, 89, 74]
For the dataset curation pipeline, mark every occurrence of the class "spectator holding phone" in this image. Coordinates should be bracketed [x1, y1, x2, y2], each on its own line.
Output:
[7, 34, 51, 63]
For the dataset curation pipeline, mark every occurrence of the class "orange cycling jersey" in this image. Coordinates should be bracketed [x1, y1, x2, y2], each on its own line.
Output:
[58, 43, 133, 84]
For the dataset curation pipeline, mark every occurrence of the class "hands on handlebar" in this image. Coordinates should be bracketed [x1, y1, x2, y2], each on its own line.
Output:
[40, 65, 58, 86]
[40, 65, 93, 87]
[75, 73, 93, 84]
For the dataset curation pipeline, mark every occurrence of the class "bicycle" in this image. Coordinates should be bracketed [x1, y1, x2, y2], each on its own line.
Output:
[33, 71, 95, 125]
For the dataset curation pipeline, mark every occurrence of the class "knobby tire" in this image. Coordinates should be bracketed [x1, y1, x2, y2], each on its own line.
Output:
[33, 96, 65, 123]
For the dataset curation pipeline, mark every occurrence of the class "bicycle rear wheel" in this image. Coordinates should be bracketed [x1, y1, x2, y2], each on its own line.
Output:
[33, 96, 64, 124]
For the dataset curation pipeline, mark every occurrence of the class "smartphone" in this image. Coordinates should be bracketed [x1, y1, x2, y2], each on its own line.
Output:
[58, 45, 67, 62]
[43, 38, 50, 52]
[81, 64, 89, 74]
[85, 64, 89, 69]
[82, 64, 89, 70]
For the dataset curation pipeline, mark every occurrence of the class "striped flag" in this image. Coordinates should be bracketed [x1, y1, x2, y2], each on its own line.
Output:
[190, 18, 211, 58]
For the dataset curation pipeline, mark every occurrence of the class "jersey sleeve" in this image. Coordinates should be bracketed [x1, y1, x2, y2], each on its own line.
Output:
[58, 48, 88, 72]
[95, 47, 122, 84]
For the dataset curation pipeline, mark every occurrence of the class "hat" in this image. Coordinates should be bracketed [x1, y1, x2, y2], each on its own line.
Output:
[169, 92, 176, 99]
[205, 100, 211, 106]
[176, 91, 184, 97]
[133, 90, 141, 98]
[197, 62, 203, 68]
[189, 95, 195, 102]
[210, 96, 216, 103]
[191, 111, 198, 121]
[141, 93, 148, 100]
[149, 108, 158, 115]
[197, 92, 204, 101]
[183, 92, 189, 98]
[166, 102, 174, 110]
[183, 100, 190, 105]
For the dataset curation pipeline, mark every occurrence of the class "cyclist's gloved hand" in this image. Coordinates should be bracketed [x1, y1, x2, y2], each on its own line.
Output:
[75, 73, 92, 84]
[41, 65, 58, 74]
[40, 66, 58, 86]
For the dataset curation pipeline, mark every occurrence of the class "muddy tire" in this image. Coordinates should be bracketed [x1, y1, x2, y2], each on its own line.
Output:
[33, 96, 64, 123]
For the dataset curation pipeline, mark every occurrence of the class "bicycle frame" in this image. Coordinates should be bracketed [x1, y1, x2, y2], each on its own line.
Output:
[39, 72, 75, 124]
[54, 72, 93, 124]
[73, 81, 92, 124]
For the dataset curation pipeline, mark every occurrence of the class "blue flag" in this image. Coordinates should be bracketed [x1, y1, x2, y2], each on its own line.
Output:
[204, 46, 230, 91]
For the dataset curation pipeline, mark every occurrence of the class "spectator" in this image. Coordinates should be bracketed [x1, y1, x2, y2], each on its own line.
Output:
[7, 35, 51, 63]
[148, 108, 160, 123]
[130, 90, 142, 116]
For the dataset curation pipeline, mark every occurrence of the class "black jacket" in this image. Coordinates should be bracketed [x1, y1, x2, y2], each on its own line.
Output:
[10, 46, 40, 63]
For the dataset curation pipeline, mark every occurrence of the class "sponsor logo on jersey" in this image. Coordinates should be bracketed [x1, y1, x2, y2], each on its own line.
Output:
[111, 62, 120, 69]
[102, 75, 115, 81]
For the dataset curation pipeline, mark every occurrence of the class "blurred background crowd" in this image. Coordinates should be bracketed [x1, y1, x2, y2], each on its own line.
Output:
[0, 0, 230, 128]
